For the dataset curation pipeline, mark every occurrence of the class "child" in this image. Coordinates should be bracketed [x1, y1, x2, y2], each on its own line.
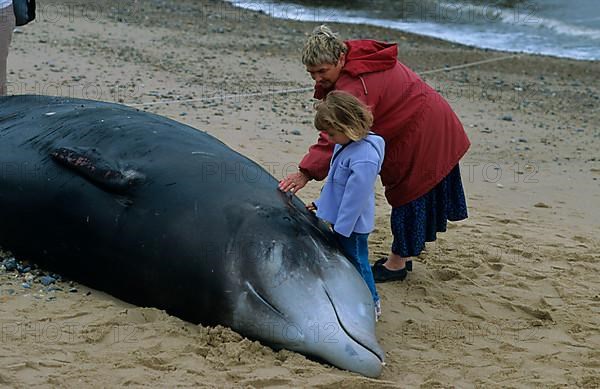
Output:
[306, 91, 385, 321]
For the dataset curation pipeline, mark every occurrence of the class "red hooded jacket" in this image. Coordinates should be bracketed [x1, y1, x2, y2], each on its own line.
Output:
[299, 39, 470, 207]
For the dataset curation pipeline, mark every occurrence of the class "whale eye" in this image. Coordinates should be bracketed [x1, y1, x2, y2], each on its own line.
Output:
[283, 216, 291, 222]
[256, 208, 270, 218]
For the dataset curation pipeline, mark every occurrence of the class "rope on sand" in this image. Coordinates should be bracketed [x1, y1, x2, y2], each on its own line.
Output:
[419, 54, 520, 75]
[128, 87, 314, 108]
[128, 54, 520, 108]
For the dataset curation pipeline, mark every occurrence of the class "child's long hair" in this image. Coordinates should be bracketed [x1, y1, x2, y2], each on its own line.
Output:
[314, 91, 373, 141]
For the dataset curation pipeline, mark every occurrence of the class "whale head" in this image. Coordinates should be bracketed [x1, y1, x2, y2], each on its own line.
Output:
[225, 197, 384, 377]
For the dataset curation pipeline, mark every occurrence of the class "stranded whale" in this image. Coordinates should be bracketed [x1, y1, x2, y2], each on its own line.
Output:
[0, 95, 384, 377]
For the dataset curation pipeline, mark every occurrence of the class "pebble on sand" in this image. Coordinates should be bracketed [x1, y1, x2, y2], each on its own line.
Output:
[40, 276, 57, 286]
[2, 257, 17, 272]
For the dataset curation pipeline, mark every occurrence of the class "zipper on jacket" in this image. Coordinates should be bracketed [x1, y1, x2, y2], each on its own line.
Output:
[359, 76, 368, 95]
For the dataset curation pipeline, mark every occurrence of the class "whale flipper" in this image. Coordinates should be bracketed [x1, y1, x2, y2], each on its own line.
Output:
[50, 146, 145, 194]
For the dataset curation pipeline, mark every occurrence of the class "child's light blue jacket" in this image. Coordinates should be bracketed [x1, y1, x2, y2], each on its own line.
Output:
[314, 133, 385, 237]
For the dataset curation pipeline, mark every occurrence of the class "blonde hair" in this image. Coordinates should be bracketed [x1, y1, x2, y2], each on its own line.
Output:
[302, 25, 347, 66]
[314, 91, 373, 141]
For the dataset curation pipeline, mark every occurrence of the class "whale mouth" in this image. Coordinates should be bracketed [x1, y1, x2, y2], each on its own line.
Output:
[322, 285, 384, 365]
[245, 281, 285, 318]
[240, 282, 384, 377]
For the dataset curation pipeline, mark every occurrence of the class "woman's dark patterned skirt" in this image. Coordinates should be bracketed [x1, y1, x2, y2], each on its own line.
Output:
[391, 164, 468, 257]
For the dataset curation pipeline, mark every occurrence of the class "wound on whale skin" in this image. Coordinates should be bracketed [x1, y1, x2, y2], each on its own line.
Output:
[50, 147, 145, 194]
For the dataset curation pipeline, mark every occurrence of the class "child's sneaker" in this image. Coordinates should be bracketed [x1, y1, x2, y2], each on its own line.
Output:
[375, 300, 382, 322]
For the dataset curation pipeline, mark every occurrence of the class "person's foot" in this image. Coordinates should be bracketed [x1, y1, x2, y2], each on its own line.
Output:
[374, 257, 413, 271]
[372, 264, 407, 283]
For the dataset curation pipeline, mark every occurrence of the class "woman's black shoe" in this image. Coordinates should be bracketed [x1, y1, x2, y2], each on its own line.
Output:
[372, 263, 408, 283]
[374, 258, 412, 272]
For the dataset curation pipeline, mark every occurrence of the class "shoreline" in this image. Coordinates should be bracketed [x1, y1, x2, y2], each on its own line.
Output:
[2, 0, 600, 387]
[224, 0, 600, 63]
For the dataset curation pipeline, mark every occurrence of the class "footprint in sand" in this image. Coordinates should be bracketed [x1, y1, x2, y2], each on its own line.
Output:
[433, 268, 462, 281]
[241, 378, 293, 388]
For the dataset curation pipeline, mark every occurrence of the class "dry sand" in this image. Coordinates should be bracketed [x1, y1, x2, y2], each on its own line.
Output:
[2, 0, 599, 387]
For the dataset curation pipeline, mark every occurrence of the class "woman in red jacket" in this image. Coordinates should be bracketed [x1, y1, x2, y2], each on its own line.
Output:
[279, 25, 470, 282]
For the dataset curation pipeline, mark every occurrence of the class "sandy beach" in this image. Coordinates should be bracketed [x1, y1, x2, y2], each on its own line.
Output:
[2, 0, 600, 387]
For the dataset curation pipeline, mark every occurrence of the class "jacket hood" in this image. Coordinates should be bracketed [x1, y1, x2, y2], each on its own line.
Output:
[343, 40, 398, 77]
[364, 133, 386, 169]
[313, 40, 398, 99]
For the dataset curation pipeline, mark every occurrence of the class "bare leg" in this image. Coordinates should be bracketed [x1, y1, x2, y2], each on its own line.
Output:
[382, 253, 407, 271]
[0, 5, 15, 95]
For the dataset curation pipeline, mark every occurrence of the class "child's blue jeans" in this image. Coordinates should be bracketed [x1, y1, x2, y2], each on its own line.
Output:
[334, 231, 380, 304]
